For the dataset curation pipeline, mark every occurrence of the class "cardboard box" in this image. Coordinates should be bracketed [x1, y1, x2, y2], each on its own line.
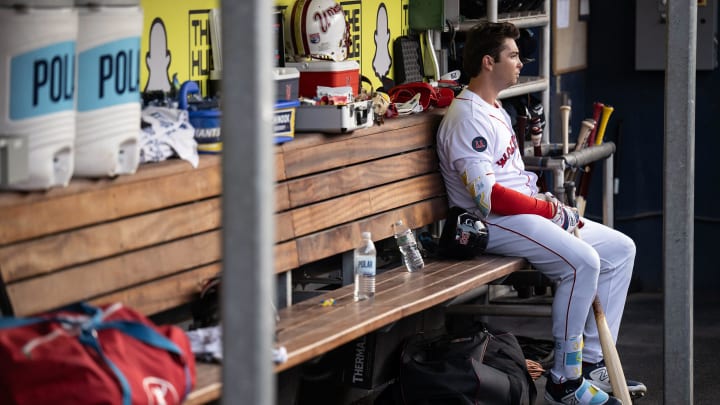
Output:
[286, 60, 360, 99]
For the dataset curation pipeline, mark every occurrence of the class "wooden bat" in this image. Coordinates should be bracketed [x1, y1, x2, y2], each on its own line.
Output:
[529, 108, 547, 192]
[559, 105, 571, 155]
[565, 119, 595, 182]
[575, 119, 596, 152]
[587, 102, 604, 146]
[577, 104, 614, 214]
[573, 204, 632, 405]
[594, 105, 615, 145]
[592, 296, 632, 404]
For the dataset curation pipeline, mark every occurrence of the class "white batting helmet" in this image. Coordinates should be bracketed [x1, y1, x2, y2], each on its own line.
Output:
[287, 0, 351, 62]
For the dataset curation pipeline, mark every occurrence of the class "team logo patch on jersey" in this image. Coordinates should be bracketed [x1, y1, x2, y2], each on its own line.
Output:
[471, 136, 488, 152]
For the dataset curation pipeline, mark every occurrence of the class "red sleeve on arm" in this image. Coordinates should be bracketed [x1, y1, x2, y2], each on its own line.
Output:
[490, 183, 554, 218]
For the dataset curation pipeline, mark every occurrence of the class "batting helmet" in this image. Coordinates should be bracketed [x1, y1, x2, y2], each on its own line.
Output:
[287, 0, 351, 62]
[438, 207, 489, 260]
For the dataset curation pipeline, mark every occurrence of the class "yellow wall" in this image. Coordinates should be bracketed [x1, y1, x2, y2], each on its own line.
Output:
[139, 0, 411, 96]
[276, 0, 410, 91]
[140, 0, 220, 96]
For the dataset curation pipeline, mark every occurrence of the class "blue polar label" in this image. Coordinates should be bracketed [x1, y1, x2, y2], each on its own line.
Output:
[10, 41, 76, 120]
[77, 37, 141, 112]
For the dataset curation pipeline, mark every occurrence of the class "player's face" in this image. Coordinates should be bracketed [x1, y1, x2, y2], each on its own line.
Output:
[495, 38, 523, 88]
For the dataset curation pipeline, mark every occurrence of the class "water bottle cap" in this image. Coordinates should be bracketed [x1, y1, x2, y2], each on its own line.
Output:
[361, 231, 371, 239]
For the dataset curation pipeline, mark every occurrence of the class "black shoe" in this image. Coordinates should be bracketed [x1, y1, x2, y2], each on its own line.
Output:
[583, 360, 647, 400]
[544, 377, 621, 404]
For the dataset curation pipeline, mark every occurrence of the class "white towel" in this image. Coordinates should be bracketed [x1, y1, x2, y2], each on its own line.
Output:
[139, 106, 199, 167]
[186, 325, 288, 364]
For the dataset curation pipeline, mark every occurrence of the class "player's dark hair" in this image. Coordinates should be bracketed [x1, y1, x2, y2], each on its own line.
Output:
[463, 22, 520, 79]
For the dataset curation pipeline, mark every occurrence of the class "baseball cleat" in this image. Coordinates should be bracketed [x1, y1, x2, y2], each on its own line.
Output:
[545, 377, 621, 405]
[583, 360, 648, 400]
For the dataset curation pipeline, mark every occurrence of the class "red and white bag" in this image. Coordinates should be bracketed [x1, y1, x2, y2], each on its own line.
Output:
[0, 302, 196, 405]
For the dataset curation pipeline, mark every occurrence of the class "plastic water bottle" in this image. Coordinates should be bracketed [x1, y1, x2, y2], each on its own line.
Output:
[393, 220, 425, 272]
[353, 232, 376, 301]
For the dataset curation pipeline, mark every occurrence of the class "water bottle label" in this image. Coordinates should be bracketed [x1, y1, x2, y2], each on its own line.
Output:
[10, 41, 76, 120]
[397, 233, 414, 245]
[77, 37, 141, 112]
[357, 258, 376, 276]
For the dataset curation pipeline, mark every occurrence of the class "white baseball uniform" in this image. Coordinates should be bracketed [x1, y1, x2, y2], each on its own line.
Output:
[436, 89, 635, 383]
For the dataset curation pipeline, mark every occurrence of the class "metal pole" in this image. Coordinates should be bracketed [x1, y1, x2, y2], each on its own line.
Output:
[603, 154, 613, 227]
[221, 1, 275, 404]
[487, 0, 497, 22]
[541, 0, 550, 145]
[664, 1, 696, 404]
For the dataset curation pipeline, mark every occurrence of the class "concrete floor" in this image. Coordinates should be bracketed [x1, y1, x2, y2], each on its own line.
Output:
[487, 291, 720, 405]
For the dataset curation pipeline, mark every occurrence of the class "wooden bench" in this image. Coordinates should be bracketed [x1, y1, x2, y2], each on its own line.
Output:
[0, 109, 529, 404]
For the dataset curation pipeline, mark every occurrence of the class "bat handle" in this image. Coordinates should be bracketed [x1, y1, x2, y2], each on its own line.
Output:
[595, 105, 615, 145]
[588, 102, 604, 145]
[560, 105, 571, 155]
[574, 119, 595, 152]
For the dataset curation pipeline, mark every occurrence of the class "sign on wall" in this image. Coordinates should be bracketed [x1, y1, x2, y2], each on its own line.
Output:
[140, 0, 219, 96]
[139, 0, 410, 96]
[276, 0, 410, 91]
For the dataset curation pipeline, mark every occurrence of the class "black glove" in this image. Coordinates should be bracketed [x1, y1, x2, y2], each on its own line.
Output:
[528, 101, 545, 146]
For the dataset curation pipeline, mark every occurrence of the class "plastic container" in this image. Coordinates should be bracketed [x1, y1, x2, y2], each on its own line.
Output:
[274, 99, 299, 144]
[178, 80, 221, 154]
[0, 1, 77, 190]
[286, 60, 360, 99]
[393, 220, 425, 272]
[74, 0, 142, 177]
[294, 100, 373, 134]
[353, 232, 376, 302]
[273, 67, 299, 101]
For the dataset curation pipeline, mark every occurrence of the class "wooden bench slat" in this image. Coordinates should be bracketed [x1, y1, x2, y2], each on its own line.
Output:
[0, 157, 220, 208]
[284, 149, 439, 209]
[0, 160, 222, 245]
[275, 182, 290, 212]
[271, 257, 522, 333]
[275, 151, 287, 182]
[281, 120, 439, 179]
[277, 111, 443, 153]
[90, 264, 221, 316]
[7, 231, 221, 316]
[294, 197, 447, 267]
[274, 241, 299, 275]
[274, 211, 296, 243]
[290, 173, 444, 238]
[0, 198, 221, 283]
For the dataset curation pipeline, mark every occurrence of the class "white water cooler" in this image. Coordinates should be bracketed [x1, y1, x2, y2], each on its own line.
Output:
[73, 0, 143, 178]
[0, 1, 77, 190]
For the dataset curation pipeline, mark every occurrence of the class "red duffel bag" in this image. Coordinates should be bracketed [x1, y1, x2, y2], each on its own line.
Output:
[0, 302, 196, 405]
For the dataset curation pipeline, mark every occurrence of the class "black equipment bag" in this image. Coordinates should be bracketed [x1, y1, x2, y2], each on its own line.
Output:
[398, 324, 536, 405]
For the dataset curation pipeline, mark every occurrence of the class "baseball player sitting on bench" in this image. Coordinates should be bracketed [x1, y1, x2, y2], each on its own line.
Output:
[436, 22, 647, 405]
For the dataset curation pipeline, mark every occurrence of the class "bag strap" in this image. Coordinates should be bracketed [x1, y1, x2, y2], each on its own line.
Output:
[0, 302, 192, 405]
[485, 332, 537, 404]
[101, 320, 194, 400]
